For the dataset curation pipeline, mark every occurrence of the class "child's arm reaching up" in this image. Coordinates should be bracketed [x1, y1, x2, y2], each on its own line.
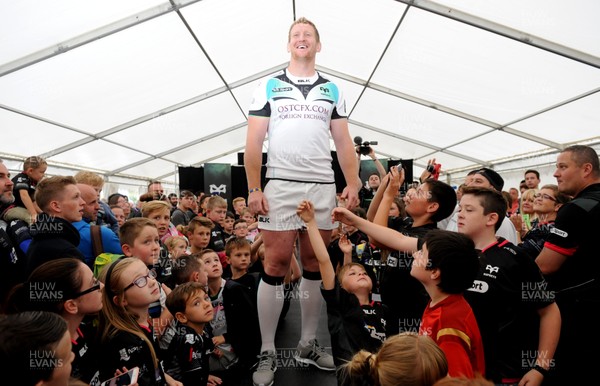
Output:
[332, 206, 419, 253]
[339, 234, 353, 267]
[296, 200, 336, 290]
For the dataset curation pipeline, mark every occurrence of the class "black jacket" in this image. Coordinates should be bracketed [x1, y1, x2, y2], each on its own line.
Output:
[26, 213, 85, 275]
[222, 273, 262, 369]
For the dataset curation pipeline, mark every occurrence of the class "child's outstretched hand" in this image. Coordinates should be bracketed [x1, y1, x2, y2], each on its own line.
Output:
[297, 200, 315, 223]
[331, 207, 357, 226]
[385, 165, 405, 198]
[338, 234, 352, 255]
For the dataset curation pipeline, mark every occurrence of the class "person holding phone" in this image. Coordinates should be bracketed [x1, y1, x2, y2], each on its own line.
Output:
[100, 367, 139, 386]
[98, 257, 182, 386]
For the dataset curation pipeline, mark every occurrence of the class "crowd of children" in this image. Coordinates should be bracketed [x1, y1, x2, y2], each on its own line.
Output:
[4, 145, 595, 385]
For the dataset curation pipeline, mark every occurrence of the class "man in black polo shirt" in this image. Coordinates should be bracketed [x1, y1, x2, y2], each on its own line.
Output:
[536, 145, 600, 385]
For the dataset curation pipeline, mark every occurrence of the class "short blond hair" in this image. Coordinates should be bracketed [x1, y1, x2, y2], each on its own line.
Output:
[119, 217, 156, 247]
[24, 156, 47, 170]
[288, 17, 320, 43]
[164, 235, 189, 251]
[141, 200, 171, 217]
[74, 171, 104, 188]
[207, 195, 227, 210]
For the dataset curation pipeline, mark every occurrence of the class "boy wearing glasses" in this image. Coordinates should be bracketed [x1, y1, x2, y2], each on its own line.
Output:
[232, 219, 250, 241]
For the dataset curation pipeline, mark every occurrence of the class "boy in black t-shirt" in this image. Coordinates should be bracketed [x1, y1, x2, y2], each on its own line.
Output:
[223, 238, 262, 377]
[298, 200, 397, 369]
[163, 282, 219, 386]
[206, 196, 230, 278]
[371, 168, 457, 333]
[206, 196, 228, 253]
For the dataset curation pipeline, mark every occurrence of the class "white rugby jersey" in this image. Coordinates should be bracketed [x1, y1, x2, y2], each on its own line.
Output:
[249, 69, 347, 183]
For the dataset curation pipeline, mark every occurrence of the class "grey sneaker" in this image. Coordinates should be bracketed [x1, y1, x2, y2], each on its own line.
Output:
[252, 350, 277, 386]
[294, 339, 335, 371]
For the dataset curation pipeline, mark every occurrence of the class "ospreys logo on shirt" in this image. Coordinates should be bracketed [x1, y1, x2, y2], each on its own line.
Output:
[185, 334, 195, 345]
[119, 348, 130, 362]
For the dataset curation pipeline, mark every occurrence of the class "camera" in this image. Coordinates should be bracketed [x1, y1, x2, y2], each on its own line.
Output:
[354, 136, 378, 156]
[426, 163, 441, 180]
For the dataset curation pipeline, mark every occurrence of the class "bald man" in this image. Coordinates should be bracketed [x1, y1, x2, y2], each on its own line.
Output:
[72, 183, 122, 267]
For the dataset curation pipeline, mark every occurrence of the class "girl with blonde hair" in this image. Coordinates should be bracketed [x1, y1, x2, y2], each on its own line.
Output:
[339, 332, 448, 386]
[98, 257, 181, 386]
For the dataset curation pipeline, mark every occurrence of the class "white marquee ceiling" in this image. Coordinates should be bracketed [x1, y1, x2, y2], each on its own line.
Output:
[1, 0, 599, 189]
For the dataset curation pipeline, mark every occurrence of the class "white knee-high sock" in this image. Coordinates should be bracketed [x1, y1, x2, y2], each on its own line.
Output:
[257, 280, 285, 353]
[299, 276, 323, 345]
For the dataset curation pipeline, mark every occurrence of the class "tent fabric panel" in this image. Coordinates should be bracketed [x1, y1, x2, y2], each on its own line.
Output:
[182, 0, 292, 84]
[447, 130, 546, 163]
[0, 0, 166, 64]
[511, 92, 600, 144]
[296, 0, 408, 81]
[372, 7, 600, 124]
[0, 109, 87, 156]
[348, 123, 433, 160]
[118, 158, 178, 180]
[351, 88, 492, 148]
[105, 92, 246, 155]
[435, 0, 600, 57]
[48, 139, 149, 171]
[0, 13, 223, 134]
[162, 127, 247, 165]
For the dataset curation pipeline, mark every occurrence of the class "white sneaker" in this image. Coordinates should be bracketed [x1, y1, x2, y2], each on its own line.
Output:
[294, 339, 335, 371]
[252, 350, 277, 386]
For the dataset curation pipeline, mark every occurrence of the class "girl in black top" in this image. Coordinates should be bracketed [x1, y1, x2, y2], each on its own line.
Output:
[98, 257, 181, 386]
[5, 258, 103, 384]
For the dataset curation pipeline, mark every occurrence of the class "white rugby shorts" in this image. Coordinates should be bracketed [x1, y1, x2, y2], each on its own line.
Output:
[258, 179, 337, 231]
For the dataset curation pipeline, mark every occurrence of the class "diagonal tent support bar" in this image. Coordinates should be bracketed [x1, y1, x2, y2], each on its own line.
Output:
[319, 65, 564, 151]
[0, 0, 205, 77]
[0, 1, 596, 186]
[500, 87, 600, 147]
[348, 5, 410, 117]
[36, 63, 287, 159]
[153, 144, 247, 181]
[350, 119, 489, 166]
[398, 0, 600, 69]
[107, 122, 247, 176]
